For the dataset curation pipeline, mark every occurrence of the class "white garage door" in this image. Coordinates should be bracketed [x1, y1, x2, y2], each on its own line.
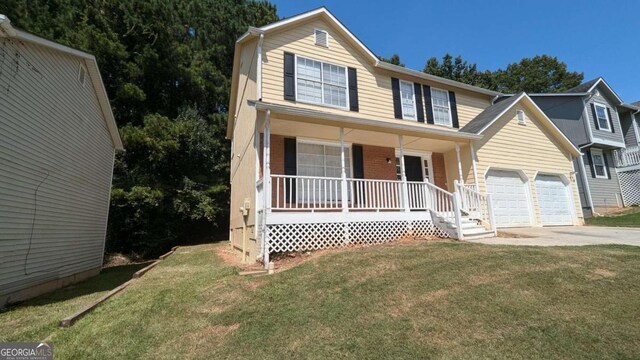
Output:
[486, 170, 531, 227]
[535, 175, 573, 225]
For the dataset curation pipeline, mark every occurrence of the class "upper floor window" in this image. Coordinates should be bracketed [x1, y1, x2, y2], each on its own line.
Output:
[591, 149, 608, 178]
[431, 88, 452, 126]
[399, 80, 416, 120]
[594, 103, 611, 131]
[296, 56, 347, 108]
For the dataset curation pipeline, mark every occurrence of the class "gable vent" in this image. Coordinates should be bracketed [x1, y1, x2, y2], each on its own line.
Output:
[516, 109, 526, 125]
[315, 29, 328, 47]
[78, 63, 86, 86]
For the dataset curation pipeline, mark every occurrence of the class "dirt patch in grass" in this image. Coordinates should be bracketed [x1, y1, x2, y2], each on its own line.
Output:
[587, 268, 617, 280]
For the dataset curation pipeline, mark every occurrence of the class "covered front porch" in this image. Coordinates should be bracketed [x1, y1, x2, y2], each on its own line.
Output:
[253, 102, 496, 263]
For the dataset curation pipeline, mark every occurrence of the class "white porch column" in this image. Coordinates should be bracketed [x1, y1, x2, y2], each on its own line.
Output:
[470, 142, 479, 189]
[455, 143, 464, 182]
[263, 111, 271, 213]
[340, 127, 348, 212]
[399, 135, 410, 212]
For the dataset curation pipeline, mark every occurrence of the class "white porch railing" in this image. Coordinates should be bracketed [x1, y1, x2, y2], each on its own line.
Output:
[613, 146, 640, 168]
[348, 178, 404, 210]
[454, 180, 496, 234]
[271, 174, 344, 211]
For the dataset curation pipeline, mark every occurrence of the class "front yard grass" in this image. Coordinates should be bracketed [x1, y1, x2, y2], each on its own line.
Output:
[586, 207, 640, 227]
[3, 242, 640, 359]
[0, 262, 148, 343]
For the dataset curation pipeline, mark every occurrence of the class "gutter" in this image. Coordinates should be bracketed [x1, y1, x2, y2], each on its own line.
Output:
[0, 14, 17, 37]
[256, 33, 264, 101]
[375, 61, 502, 97]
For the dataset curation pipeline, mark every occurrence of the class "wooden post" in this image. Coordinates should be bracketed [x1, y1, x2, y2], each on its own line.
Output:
[340, 127, 348, 212]
[470, 142, 479, 190]
[263, 111, 271, 214]
[455, 143, 464, 182]
[262, 111, 272, 267]
[399, 135, 410, 212]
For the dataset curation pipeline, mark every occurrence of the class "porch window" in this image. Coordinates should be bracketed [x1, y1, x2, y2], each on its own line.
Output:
[297, 142, 351, 202]
[399, 80, 416, 120]
[591, 149, 608, 178]
[296, 56, 348, 108]
[431, 88, 452, 126]
[594, 103, 611, 131]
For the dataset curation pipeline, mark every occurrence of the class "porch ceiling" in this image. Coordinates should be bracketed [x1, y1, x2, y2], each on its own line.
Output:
[270, 118, 462, 153]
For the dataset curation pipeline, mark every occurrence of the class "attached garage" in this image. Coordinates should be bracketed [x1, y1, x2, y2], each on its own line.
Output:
[486, 170, 532, 227]
[534, 175, 573, 225]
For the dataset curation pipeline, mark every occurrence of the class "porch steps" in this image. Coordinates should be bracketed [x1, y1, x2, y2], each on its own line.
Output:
[437, 216, 495, 240]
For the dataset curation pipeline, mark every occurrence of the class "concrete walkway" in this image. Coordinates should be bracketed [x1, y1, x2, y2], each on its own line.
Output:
[467, 226, 640, 247]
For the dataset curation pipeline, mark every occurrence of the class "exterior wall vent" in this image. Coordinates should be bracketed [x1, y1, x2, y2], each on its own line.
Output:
[315, 29, 328, 47]
[78, 63, 86, 87]
[516, 109, 526, 125]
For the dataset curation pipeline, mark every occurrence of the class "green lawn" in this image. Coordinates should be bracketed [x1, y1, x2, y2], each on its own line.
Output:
[586, 208, 640, 227]
[0, 262, 148, 343]
[3, 243, 640, 359]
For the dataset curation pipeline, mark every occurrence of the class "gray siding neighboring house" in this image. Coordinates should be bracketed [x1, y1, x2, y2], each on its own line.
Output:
[618, 109, 640, 147]
[0, 16, 123, 306]
[530, 77, 626, 217]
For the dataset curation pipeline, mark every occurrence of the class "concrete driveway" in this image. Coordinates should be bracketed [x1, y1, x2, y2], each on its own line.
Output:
[467, 226, 640, 247]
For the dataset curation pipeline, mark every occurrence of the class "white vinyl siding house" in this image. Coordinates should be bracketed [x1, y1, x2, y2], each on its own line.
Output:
[0, 16, 122, 306]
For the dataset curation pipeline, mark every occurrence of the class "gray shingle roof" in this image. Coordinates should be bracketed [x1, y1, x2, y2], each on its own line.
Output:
[632, 101, 640, 107]
[564, 77, 601, 93]
[459, 92, 525, 134]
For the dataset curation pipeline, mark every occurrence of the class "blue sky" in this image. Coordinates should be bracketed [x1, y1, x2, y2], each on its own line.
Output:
[270, 0, 640, 101]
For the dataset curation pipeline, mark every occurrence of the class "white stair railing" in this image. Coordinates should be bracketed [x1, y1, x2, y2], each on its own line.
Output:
[454, 180, 496, 234]
[613, 146, 640, 168]
[407, 181, 463, 239]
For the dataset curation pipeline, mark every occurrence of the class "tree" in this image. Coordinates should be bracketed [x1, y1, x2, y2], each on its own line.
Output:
[492, 55, 583, 93]
[423, 53, 583, 93]
[1, 0, 279, 257]
[378, 54, 404, 67]
[423, 54, 494, 89]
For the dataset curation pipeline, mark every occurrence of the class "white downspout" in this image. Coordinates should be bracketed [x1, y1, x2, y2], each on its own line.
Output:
[577, 144, 596, 215]
[256, 33, 264, 101]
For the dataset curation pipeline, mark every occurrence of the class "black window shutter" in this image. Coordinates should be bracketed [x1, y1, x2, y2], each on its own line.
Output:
[414, 83, 424, 122]
[585, 150, 596, 178]
[603, 151, 612, 179]
[606, 107, 615, 133]
[391, 78, 402, 119]
[352, 145, 364, 179]
[348, 67, 359, 112]
[423, 85, 434, 124]
[449, 91, 459, 128]
[284, 137, 297, 200]
[283, 52, 295, 101]
[352, 144, 364, 206]
[591, 103, 600, 130]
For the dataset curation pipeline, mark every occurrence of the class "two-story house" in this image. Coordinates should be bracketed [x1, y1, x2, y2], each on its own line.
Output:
[529, 78, 630, 217]
[227, 7, 583, 264]
[614, 101, 640, 206]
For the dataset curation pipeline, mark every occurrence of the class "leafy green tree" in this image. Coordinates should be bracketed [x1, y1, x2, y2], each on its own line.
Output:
[492, 55, 583, 93]
[423, 53, 582, 93]
[378, 54, 405, 67]
[1, 0, 278, 257]
[423, 54, 494, 89]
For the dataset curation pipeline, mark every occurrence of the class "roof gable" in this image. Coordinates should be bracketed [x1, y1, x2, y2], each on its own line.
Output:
[461, 92, 581, 157]
[1, 15, 123, 150]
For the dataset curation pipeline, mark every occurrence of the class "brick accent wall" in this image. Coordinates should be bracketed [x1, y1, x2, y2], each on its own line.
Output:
[432, 153, 448, 190]
[362, 145, 397, 180]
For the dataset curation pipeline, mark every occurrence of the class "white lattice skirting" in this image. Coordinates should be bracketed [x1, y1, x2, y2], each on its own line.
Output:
[618, 169, 640, 206]
[265, 220, 449, 253]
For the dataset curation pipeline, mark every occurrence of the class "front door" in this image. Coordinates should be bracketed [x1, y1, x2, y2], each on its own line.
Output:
[404, 155, 424, 182]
